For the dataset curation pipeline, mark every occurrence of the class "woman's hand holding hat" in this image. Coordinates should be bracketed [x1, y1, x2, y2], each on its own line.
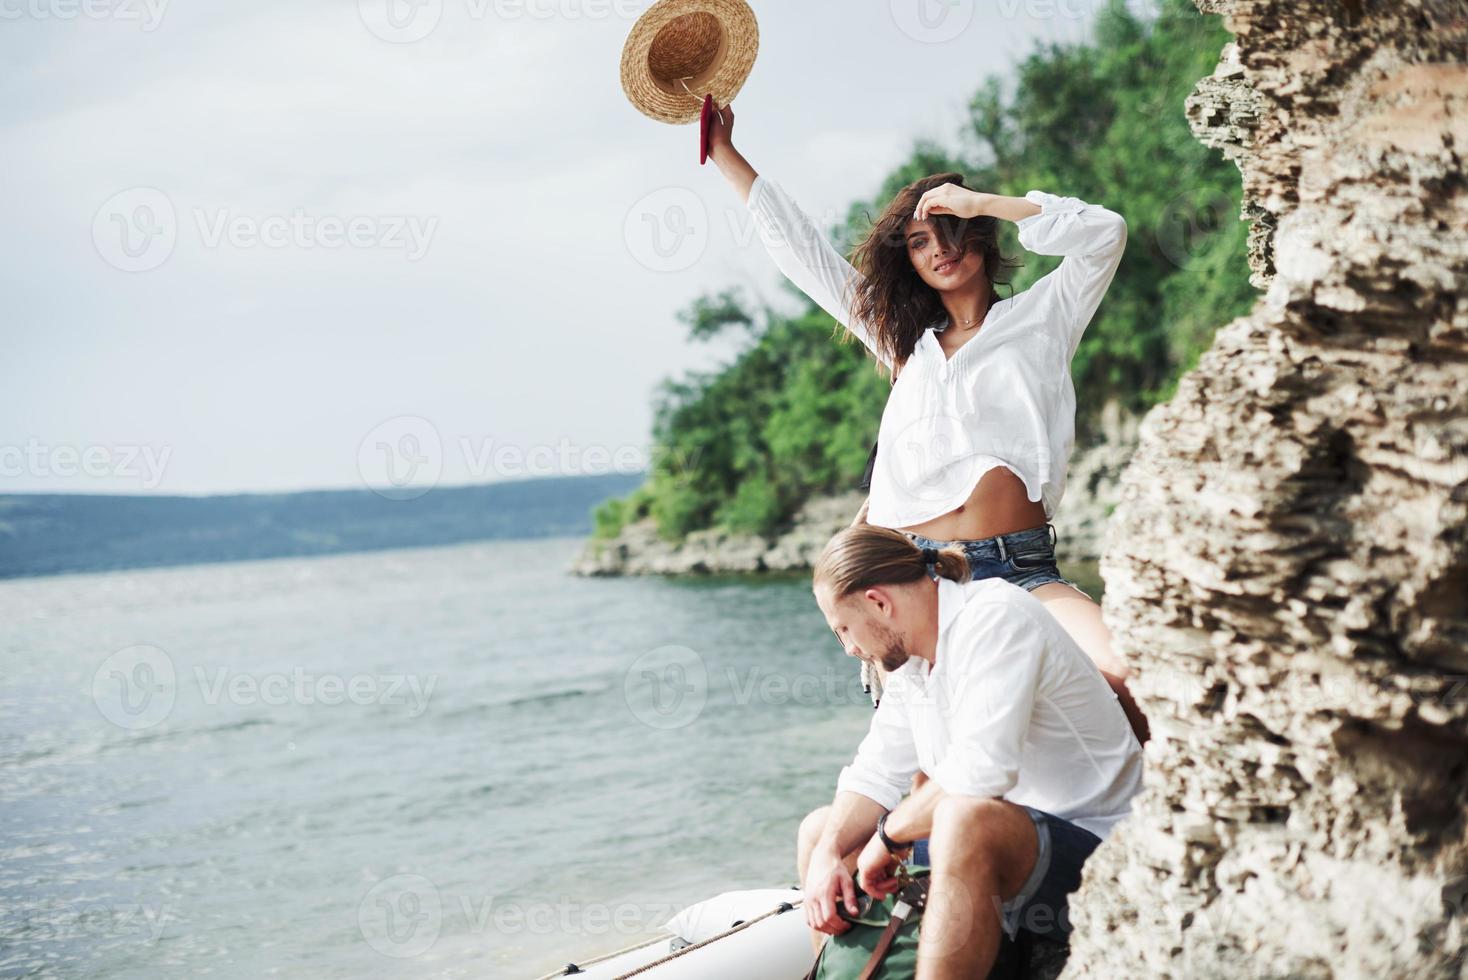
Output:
[705, 100, 735, 162]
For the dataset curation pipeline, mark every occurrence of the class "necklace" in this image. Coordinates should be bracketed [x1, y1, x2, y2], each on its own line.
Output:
[949, 309, 986, 331]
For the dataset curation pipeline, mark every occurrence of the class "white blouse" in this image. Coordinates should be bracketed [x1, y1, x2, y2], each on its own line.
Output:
[744, 173, 1127, 528]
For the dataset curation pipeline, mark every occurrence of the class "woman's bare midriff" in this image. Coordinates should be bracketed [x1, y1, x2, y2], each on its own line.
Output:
[897, 465, 1047, 541]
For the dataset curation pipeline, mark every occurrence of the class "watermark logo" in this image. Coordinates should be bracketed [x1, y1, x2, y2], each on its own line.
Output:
[358, 873, 443, 958]
[889, 0, 974, 44]
[91, 644, 440, 730]
[20, 900, 175, 944]
[1156, 187, 1234, 271]
[358, 0, 442, 42]
[1, 0, 169, 31]
[885, 410, 989, 505]
[355, 872, 683, 959]
[0, 439, 172, 488]
[358, 415, 444, 500]
[193, 667, 438, 718]
[624, 187, 708, 273]
[92, 644, 177, 730]
[353, 419, 680, 501]
[93, 188, 438, 271]
[93, 187, 177, 273]
[193, 208, 436, 260]
[995, 0, 1108, 19]
[623, 644, 707, 730]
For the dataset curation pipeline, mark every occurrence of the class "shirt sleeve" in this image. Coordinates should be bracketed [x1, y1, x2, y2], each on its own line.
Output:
[1013, 191, 1127, 361]
[835, 674, 920, 810]
[928, 600, 1046, 800]
[745, 174, 894, 370]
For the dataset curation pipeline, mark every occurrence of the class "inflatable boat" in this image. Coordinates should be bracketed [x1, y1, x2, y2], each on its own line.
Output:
[532, 887, 817, 979]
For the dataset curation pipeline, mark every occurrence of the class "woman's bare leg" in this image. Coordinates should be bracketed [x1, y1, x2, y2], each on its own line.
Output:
[1030, 583, 1150, 745]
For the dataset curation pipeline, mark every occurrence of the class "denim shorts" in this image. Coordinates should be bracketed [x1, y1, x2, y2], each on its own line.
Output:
[902, 523, 1090, 596]
[908, 805, 1102, 940]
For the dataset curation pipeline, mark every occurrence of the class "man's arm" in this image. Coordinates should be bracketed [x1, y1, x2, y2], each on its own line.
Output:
[877, 773, 946, 846]
[812, 790, 886, 862]
[851, 776, 948, 900]
[804, 686, 919, 933]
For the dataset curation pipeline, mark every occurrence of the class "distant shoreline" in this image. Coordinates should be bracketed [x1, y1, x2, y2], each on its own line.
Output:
[0, 472, 641, 580]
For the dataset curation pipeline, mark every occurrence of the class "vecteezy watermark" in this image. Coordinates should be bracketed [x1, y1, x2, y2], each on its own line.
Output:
[91, 645, 439, 729]
[92, 187, 177, 273]
[358, 0, 443, 42]
[623, 645, 707, 731]
[359, 874, 442, 958]
[357, 415, 444, 501]
[92, 645, 177, 731]
[888, 0, 973, 43]
[92, 188, 438, 272]
[357, 0, 642, 43]
[726, 665, 872, 711]
[18, 900, 175, 944]
[0, 0, 168, 30]
[0, 438, 172, 489]
[356, 873, 682, 960]
[194, 667, 438, 718]
[193, 209, 436, 260]
[624, 186, 710, 274]
[354, 415, 681, 500]
[893, 0, 1114, 43]
[883, 412, 1052, 507]
[1156, 186, 1236, 272]
[622, 652, 910, 731]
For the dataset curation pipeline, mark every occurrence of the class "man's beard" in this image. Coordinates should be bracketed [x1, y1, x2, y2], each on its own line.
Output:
[873, 621, 911, 673]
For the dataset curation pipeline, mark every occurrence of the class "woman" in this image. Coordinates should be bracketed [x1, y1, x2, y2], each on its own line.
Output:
[708, 104, 1148, 744]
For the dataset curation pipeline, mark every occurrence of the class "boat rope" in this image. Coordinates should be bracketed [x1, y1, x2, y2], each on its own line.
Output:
[536, 900, 800, 979]
[607, 901, 798, 979]
[529, 934, 669, 980]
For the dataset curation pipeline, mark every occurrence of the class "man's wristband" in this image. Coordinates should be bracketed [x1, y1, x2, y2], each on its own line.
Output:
[876, 811, 911, 855]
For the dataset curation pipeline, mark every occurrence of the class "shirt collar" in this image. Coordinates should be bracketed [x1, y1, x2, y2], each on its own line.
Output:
[901, 578, 966, 684]
[936, 575, 968, 640]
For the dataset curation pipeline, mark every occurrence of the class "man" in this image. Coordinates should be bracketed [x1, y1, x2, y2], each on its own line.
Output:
[799, 525, 1144, 978]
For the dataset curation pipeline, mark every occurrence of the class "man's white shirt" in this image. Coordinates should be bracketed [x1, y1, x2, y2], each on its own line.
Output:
[835, 576, 1144, 840]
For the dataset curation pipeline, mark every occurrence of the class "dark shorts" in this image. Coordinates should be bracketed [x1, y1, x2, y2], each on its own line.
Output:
[908, 805, 1102, 940]
[902, 523, 1090, 597]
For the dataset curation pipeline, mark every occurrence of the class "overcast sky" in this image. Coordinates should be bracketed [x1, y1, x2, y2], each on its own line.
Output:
[1, 0, 1132, 495]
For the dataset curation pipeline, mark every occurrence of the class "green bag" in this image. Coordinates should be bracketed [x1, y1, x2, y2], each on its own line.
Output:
[807, 865, 930, 980]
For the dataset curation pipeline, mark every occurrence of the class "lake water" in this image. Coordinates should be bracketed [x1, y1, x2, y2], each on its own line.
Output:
[0, 536, 1100, 978]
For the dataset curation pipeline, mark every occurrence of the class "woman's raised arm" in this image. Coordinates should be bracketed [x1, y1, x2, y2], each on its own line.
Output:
[1012, 192, 1128, 360]
[708, 105, 893, 370]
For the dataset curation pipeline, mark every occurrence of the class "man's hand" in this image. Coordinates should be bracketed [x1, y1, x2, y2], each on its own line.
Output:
[855, 833, 904, 901]
[803, 849, 859, 936]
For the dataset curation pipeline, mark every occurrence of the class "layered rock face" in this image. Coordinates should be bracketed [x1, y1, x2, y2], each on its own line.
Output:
[1066, 2, 1468, 977]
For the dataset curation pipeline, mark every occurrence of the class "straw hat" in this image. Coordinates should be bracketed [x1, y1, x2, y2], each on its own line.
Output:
[620, 0, 759, 125]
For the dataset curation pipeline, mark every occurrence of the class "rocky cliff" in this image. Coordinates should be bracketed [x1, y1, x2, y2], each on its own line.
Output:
[1065, 2, 1468, 977]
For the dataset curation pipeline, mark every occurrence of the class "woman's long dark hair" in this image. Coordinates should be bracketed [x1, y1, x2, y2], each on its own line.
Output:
[845, 172, 1020, 370]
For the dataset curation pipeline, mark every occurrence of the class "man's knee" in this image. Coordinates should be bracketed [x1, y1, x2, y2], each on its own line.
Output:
[932, 795, 1014, 836]
[930, 797, 1037, 895]
[798, 805, 831, 848]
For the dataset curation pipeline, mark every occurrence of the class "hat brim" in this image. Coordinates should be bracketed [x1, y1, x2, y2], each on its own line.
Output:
[620, 0, 759, 125]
